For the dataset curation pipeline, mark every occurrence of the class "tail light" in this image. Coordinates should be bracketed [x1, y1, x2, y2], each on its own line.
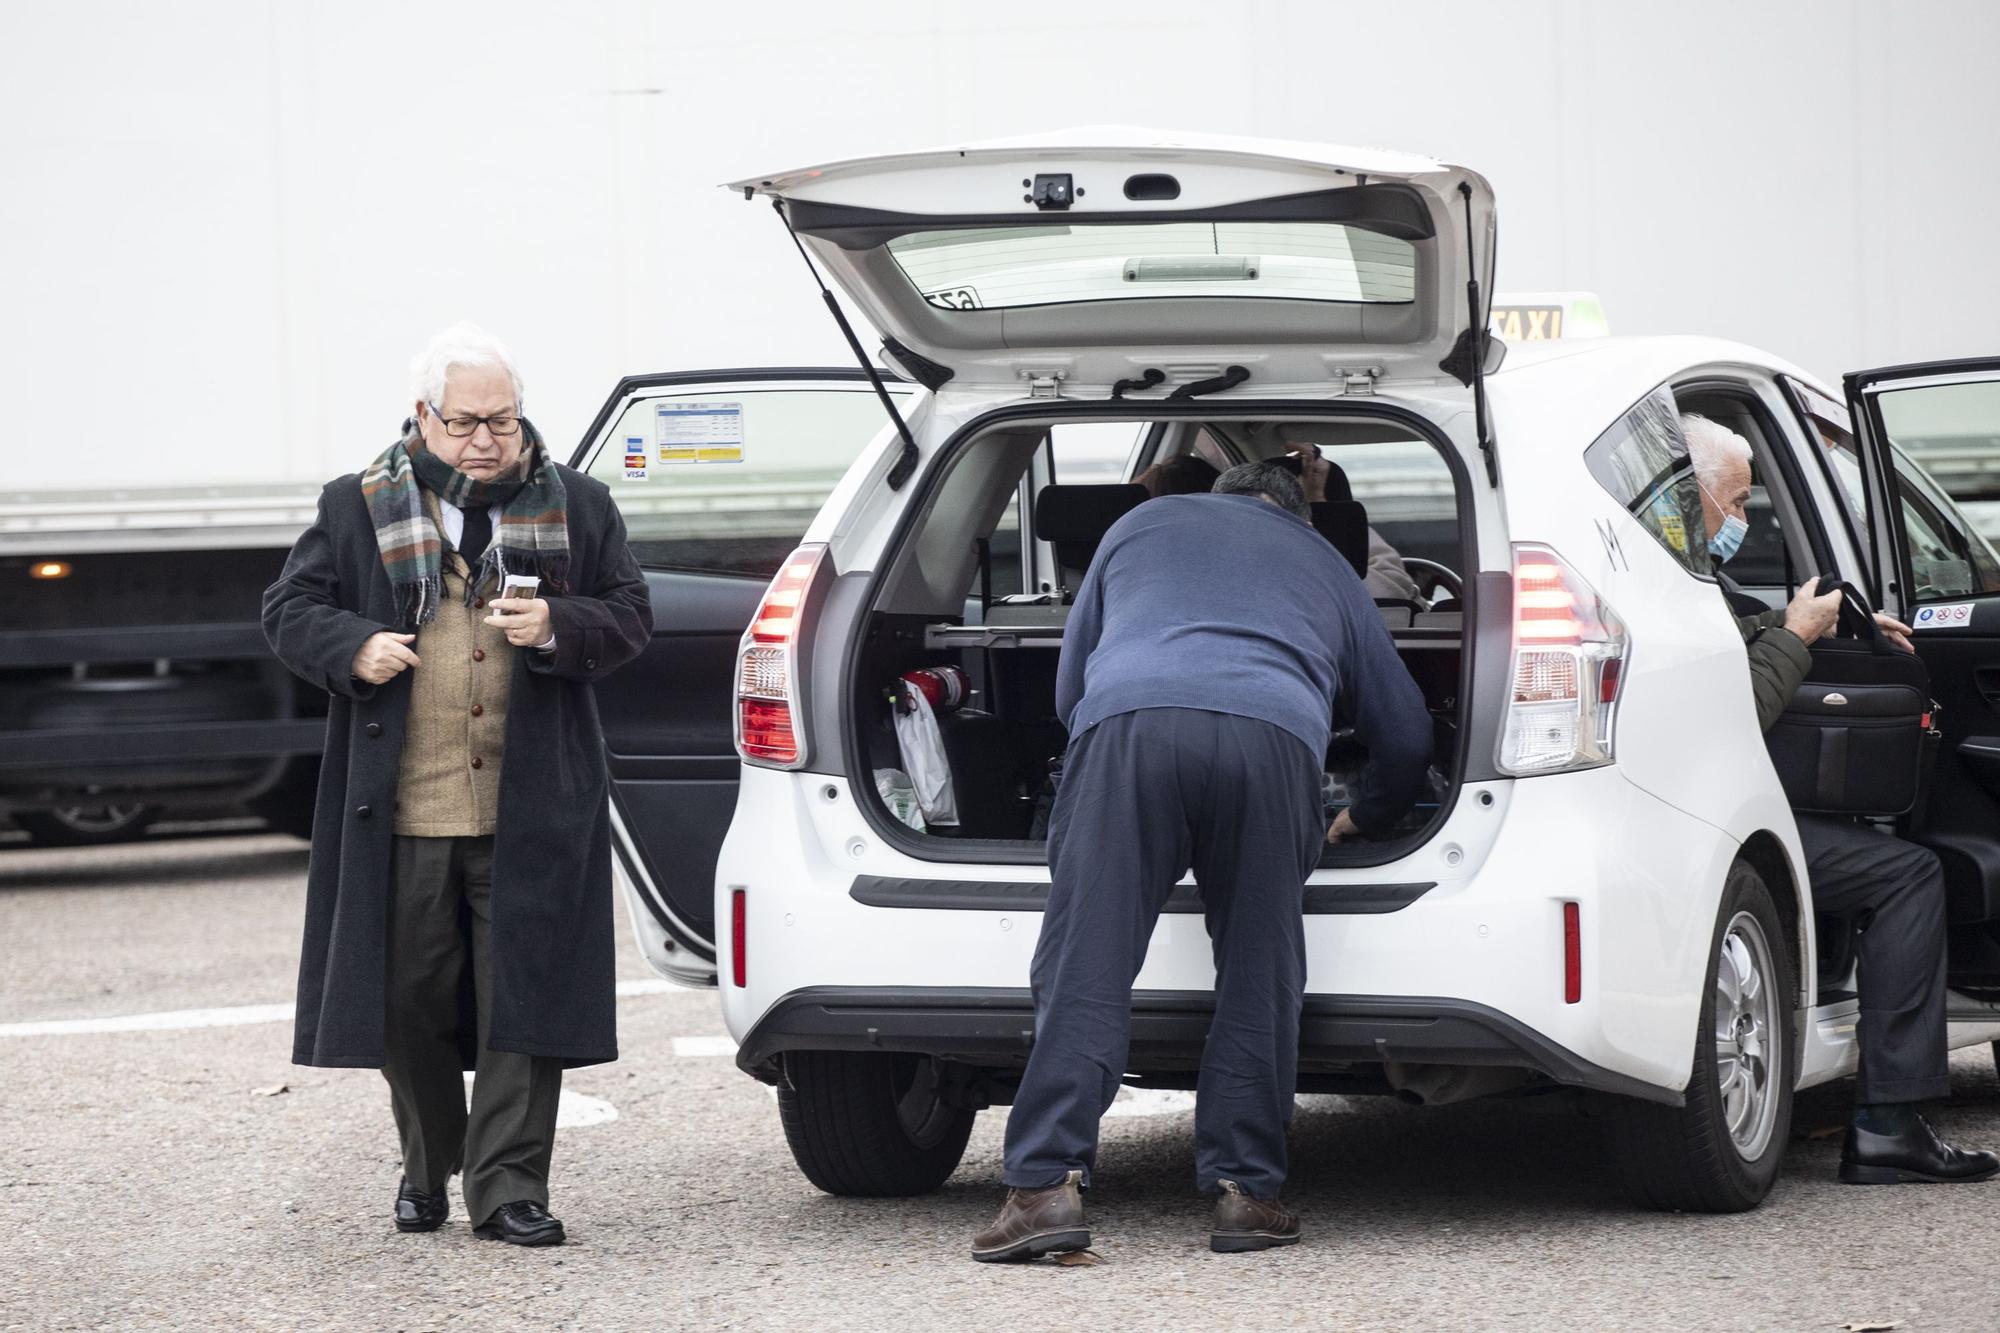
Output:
[734, 544, 826, 768]
[1497, 544, 1627, 776]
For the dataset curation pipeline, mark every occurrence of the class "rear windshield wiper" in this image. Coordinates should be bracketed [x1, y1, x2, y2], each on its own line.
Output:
[772, 199, 923, 490]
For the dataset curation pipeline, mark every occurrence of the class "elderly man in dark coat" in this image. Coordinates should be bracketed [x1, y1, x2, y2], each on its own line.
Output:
[263, 322, 652, 1246]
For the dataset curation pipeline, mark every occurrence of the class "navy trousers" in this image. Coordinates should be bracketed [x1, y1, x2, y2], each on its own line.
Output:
[1002, 707, 1325, 1200]
[1796, 816, 1952, 1104]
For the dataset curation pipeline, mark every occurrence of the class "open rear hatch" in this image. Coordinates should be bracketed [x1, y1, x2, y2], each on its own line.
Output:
[727, 126, 1498, 397]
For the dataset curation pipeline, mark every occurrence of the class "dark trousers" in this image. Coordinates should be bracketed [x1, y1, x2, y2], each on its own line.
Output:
[1002, 708, 1325, 1199]
[381, 835, 563, 1228]
[1797, 816, 1952, 1104]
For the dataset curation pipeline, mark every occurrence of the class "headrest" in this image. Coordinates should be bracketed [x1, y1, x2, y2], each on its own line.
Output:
[1319, 460, 1354, 504]
[1034, 484, 1149, 544]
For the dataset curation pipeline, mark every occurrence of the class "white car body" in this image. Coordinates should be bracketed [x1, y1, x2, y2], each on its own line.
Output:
[582, 129, 2000, 1206]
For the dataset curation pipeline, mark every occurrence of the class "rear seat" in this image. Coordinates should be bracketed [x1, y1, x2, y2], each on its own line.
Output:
[1032, 483, 1149, 595]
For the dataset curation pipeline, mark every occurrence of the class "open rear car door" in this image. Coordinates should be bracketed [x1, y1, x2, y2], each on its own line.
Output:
[727, 127, 1498, 407]
[569, 370, 905, 984]
[1841, 358, 2000, 999]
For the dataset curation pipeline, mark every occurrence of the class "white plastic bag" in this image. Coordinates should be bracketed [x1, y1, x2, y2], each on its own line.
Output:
[873, 768, 927, 831]
[892, 688, 959, 826]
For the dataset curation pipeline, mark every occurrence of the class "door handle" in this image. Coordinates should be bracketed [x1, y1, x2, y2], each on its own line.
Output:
[1976, 668, 2000, 706]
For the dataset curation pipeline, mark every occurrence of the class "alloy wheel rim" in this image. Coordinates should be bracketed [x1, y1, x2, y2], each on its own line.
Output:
[1713, 910, 1781, 1161]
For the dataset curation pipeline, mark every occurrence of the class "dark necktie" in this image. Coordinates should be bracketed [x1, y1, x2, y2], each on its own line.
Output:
[458, 504, 492, 565]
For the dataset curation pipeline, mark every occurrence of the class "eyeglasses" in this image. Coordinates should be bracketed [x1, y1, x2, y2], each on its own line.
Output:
[426, 403, 523, 438]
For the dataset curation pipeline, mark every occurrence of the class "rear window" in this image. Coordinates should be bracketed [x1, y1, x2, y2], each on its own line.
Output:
[885, 222, 1417, 311]
[1584, 388, 1714, 579]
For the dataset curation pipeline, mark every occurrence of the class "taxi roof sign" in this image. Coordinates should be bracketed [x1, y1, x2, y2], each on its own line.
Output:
[1490, 291, 1609, 342]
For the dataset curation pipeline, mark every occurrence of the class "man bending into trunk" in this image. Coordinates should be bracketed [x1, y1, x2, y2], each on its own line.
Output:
[972, 460, 1432, 1262]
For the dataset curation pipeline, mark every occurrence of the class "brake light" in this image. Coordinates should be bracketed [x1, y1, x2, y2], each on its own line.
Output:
[735, 544, 826, 769]
[1498, 544, 1627, 776]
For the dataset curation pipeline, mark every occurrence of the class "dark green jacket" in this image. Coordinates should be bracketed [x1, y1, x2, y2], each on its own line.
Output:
[1737, 605, 1813, 732]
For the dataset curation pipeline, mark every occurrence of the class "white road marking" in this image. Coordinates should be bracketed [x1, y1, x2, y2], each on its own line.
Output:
[0, 1002, 297, 1037]
[671, 1035, 738, 1058]
[461, 1072, 619, 1129]
[0, 976, 681, 1038]
[1105, 1087, 1197, 1118]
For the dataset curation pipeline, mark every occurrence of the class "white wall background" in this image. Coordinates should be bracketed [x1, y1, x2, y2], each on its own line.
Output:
[3, 0, 1996, 489]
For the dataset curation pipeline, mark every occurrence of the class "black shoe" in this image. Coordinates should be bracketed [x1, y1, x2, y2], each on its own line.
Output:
[394, 1178, 448, 1233]
[970, 1170, 1089, 1263]
[1209, 1179, 1303, 1254]
[474, 1200, 566, 1247]
[1839, 1114, 2000, 1184]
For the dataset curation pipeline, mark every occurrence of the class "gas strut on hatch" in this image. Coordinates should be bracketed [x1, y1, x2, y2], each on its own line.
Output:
[772, 199, 923, 490]
[1438, 180, 1499, 487]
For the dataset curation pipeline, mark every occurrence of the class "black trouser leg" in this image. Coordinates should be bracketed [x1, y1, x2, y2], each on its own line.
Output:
[1797, 816, 1952, 1104]
[458, 837, 564, 1228]
[381, 836, 470, 1193]
[1001, 709, 1322, 1196]
[1189, 714, 1323, 1199]
[1002, 711, 1192, 1189]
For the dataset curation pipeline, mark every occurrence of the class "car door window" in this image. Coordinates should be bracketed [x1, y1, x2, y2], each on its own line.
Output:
[1784, 378, 1872, 559]
[580, 381, 906, 579]
[1886, 444, 2000, 601]
[1583, 387, 1714, 579]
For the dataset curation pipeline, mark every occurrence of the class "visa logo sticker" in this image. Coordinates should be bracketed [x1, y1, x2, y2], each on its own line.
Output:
[1913, 603, 1975, 627]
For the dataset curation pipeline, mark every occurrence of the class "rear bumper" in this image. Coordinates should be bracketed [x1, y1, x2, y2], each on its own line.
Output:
[734, 984, 1682, 1105]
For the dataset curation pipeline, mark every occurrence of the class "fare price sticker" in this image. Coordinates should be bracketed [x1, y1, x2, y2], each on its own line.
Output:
[657, 401, 745, 464]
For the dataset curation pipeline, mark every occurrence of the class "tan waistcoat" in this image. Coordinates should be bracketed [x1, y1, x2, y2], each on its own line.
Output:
[394, 494, 515, 837]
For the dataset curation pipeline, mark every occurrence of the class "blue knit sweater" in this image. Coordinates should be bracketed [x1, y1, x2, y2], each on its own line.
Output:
[1055, 492, 1432, 833]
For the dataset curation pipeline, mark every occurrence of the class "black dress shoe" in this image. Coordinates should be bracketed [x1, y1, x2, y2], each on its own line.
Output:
[1839, 1114, 2000, 1184]
[474, 1200, 566, 1247]
[394, 1178, 448, 1233]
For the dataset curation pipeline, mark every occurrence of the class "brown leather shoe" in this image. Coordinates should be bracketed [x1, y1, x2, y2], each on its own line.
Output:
[1209, 1179, 1301, 1253]
[971, 1169, 1089, 1262]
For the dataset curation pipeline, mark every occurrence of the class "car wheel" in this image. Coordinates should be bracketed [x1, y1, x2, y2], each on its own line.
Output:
[15, 803, 156, 847]
[776, 1051, 975, 1197]
[1606, 859, 1796, 1212]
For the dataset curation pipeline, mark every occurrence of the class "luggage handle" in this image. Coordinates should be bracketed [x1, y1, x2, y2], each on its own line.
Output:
[1809, 573, 1894, 655]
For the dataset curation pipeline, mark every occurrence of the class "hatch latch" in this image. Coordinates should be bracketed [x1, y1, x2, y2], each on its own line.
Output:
[1021, 370, 1067, 398]
[1330, 366, 1381, 396]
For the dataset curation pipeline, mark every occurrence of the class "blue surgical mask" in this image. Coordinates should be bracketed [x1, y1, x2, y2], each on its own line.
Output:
[1709, 512, 1748, 563]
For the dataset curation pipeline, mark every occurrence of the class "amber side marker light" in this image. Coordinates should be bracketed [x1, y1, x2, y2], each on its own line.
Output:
[29, 561, 72, 580]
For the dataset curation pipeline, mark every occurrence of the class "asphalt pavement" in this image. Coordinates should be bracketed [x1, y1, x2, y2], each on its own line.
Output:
[4, 833, 2000, 1332]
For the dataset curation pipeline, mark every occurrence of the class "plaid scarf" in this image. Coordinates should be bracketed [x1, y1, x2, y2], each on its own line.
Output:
[360, 422, 570, 627]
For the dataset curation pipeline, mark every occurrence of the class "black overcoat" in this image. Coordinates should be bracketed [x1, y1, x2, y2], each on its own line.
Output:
[262, 463, 652, 1069]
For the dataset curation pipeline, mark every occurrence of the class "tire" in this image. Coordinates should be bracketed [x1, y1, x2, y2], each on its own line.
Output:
[776, 1051, 976, 1197]
[15, 803, 156, 847]
[1606, 859, 1797, 1212]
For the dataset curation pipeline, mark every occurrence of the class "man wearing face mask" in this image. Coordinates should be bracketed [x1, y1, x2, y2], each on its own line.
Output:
[1682, 413, 1996, 1186]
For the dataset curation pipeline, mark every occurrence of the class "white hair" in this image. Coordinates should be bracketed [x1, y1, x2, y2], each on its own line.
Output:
[1679, 412, 1754, 492]
[408, 322, 524, 410]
